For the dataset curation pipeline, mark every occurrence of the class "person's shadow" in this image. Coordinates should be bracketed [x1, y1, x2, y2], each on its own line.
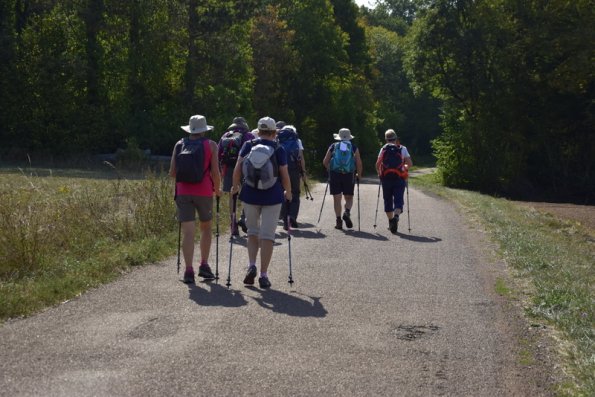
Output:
[397, 232, 441, 243]
[343, 229, 390, 241]
[280, 229, 327, 239]
[187, 282, 248, 307]
[248, 288, 328, 318]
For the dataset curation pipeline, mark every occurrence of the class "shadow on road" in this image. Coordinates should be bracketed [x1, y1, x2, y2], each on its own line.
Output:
[397, 232, 441, 243]
[342, 229, 390, 241]
[279, 229, 327, 239]
[187, 282, 248, 307]
[248, 288, 328, 318]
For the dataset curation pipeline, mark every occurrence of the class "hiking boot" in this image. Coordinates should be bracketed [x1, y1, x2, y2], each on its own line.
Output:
[290, 218, 298, 228]
[389, 217, 398, 234]
[342, 211, 353, 229]
[237, 218, 248, 233]
[198, 264, 215, 279]
[258, 276, 271, 289]
[183, 268, 195, 284]
[335, 217, 343, 230]
[243, 266, 257, 285]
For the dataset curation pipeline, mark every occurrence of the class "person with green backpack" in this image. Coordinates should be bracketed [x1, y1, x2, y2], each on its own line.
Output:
[322, 128, 363, 230]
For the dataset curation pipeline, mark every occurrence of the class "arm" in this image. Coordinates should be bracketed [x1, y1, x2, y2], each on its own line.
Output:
[278, 165, 292, 202]
[230, 156, 243, 195]
[375, 155, 383, 177]
[169, 144, 177, 178]
[354, 149, 363, 179]
[209, 140, 222, 196]
[322, 147, 332, 171]
[404, 156, 413, 169]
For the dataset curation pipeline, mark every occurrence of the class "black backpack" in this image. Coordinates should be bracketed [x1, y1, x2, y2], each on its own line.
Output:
[175, 137, 207, 183]
[277, 128, 301, 171]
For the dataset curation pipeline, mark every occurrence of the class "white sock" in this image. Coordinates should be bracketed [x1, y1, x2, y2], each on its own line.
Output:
[260, 272, 268, 278]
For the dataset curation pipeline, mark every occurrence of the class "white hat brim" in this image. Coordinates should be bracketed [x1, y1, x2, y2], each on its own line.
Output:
[181, 125, 213, 134]
[334, 133, 354, 140]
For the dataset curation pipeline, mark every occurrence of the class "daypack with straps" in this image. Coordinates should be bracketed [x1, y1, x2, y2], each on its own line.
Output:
[330, 141, 355, 173]
[175, 137, 207, 183]
[242, 140, 279, 190]
[219, 129, 244, 167]
[277, 127, 301, 171]
[379, 144, 408, 179]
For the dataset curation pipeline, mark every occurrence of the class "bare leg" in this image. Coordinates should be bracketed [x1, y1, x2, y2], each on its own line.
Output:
[247, 234, 259, 264]
[259, 239, 274, 274]
[181, 221, 196, 270]
[344, 195, 353, 211]
[198, 220, 212, 264]
[333, 194, 342, 217]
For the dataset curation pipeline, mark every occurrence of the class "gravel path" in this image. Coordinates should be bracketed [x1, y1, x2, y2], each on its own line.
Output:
[0, 179, 553, 396]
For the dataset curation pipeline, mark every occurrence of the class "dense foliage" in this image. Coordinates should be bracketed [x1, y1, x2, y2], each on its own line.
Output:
[1, 0, 593, 201]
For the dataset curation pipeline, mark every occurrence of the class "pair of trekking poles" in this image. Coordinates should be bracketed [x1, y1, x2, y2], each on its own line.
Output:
[225, 194, 294, 287]
[316, 174, 361, 232]
[316, 175, 411, 233]
[177, 194, 295, 286]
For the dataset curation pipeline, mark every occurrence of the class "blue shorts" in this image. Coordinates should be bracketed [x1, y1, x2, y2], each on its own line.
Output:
[329, 171, 355, 196]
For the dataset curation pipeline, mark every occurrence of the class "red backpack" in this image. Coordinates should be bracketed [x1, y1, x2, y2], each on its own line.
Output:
[379, 144, 408, 179]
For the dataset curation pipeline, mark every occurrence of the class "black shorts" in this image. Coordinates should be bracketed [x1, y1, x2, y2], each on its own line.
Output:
[329, 171, 355, 196]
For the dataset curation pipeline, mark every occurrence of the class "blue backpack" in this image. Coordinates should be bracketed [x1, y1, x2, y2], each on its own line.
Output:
[330, 141, 355, 173]
[277, 127, 301, 171]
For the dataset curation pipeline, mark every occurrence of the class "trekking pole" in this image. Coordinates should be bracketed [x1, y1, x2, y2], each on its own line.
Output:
[177, 220, 181, 274]
[373, 180, 381, 229]
[226, 194, 238, 287]
[215, 196, 220, 281]
[286, 200, 294, 285]
[356, 176, 360, 231]
[316, 176, 330, 224]
[406, 179, 411, 232]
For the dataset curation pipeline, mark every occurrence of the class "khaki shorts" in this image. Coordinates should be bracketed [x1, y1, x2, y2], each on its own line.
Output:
[243, 203, 282, 241]
[176, 195, 213, 222]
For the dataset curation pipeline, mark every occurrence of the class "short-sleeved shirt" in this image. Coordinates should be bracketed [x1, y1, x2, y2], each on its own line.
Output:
[239, 138, 288, 206]
[377, 144, 410, 159]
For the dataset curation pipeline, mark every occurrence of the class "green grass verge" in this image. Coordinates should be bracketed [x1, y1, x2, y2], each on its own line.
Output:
[411, 172, 594, 397]
[0, 170, 231, 321]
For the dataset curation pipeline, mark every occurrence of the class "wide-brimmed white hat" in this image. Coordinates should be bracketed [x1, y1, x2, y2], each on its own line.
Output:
[181, 115, 213, 134]
[334, 128, 354, 141]
[257, 116, 276, 132]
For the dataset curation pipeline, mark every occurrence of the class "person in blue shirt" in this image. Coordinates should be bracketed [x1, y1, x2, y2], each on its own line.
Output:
[231, 117, 292, 289]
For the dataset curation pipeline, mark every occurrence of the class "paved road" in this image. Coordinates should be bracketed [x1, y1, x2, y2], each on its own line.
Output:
[0, 179, 549, 396]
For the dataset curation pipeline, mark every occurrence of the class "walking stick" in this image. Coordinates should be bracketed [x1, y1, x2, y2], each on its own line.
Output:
[177, 220, 181, 274]
[373, 179, 381, 229]
[215, 196, 220, 280]
[317, 177, 329, 224]
[286, 200, 294, 285]
[406, 179, 411, 232]
[303, 180, 314, 200]
[356, 176, 360, 231]
[226, 194, 238, 287]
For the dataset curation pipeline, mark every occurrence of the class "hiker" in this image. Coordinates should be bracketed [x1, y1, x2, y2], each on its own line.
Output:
[230, 116, 292, 289]
[278, 124, 307, 229]
[375, 129, 412, 234]
[218, 116, 256, 236]
[169, 115, 222, 284]
[322, 128, 363, 230]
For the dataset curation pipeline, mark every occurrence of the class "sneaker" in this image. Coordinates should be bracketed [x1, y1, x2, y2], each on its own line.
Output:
[243, 266, 257, 285]
[258, 276, 272, 289]
[335, 217, 343, 230]
[238, 218, 248, 233]
[183, 268, 195, 284]
[389, 217, 398, 234]
[342, 211, 353, 229]
[198, 264, 215, 279]
[290, 218, 298, 228]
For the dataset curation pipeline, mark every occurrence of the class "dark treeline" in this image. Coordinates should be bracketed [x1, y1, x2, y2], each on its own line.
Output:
[1, 0, 593, 202]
